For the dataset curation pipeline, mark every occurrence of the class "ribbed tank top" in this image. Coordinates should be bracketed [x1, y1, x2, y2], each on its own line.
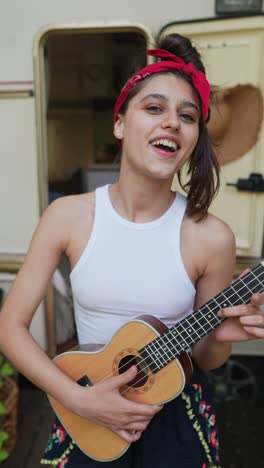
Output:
[70, 185, 196, 345]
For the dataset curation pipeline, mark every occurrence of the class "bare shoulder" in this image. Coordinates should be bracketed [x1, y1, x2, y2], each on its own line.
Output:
[196, 212, 235, 254]
[44, 191, 94, 231]
[29, 192, 95, 259]
[181, 211, 236, 284]
[183, 209, 235, 250]
[46, 192, 96, 268]
[45, 192, 95, 223]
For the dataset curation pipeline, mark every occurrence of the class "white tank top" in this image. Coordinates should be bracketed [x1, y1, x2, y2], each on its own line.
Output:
[70, 185, 196, 345]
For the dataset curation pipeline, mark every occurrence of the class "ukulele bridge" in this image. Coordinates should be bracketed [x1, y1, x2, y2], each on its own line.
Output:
[77, 375, 93, 387]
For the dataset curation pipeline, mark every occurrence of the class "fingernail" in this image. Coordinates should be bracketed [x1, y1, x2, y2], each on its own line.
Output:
[252, 293, 260, 302]
[244, 326, 254, 334]
[218, 310, 224, 318]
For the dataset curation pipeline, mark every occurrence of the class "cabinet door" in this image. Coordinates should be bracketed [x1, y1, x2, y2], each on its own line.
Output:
[0, 97, 39, 254]
[162, 18, 264, 258]
[0, 96, 46, 350]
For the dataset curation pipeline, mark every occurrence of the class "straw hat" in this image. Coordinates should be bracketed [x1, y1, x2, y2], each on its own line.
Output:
[207, 84, 263, 165]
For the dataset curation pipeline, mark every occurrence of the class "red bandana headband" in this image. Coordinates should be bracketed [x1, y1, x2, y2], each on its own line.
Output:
[113, 48, 210, 126]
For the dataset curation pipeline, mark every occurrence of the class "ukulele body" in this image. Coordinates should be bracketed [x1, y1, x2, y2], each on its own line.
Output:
[49, 314, 193, 461]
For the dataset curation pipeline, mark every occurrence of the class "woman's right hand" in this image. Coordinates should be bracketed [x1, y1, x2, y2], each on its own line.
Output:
[74, 366, 163, 443]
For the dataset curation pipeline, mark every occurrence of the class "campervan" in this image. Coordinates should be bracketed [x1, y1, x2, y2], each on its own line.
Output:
[0, 1, 264, 357]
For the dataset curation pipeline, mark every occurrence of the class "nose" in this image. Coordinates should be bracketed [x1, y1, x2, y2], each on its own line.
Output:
[161, 110, 180, 131]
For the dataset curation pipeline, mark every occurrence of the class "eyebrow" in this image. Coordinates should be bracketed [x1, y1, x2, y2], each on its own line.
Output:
[181, 100, 200, 113]
[140, 93, 167, 102]
[140, 93, 200, 113]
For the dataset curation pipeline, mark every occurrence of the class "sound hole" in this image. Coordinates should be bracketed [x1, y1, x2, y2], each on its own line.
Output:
[118, 354, 149, 388]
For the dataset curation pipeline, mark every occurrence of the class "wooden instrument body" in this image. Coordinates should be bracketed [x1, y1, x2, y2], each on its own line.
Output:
[49, 315, 193, 461]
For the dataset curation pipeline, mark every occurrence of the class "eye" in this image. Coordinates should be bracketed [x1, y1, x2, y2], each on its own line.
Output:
[145, 105, 163, 113]
[180, 112, 197, 122]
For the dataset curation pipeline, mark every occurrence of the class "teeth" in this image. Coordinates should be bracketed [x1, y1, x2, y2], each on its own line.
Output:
[152, 139, 177, 151]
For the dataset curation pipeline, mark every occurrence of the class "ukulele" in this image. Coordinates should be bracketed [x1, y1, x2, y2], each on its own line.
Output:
[48, 262, 264, 461]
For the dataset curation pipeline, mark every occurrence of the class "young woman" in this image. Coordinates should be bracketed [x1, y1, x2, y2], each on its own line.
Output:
[0, 33, 263, 468]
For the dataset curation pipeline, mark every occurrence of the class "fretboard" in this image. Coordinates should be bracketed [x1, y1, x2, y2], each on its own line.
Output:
[140, 263, 264, 373]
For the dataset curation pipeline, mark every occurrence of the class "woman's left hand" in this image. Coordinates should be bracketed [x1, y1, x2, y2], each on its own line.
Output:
[214, 269, 264, 342]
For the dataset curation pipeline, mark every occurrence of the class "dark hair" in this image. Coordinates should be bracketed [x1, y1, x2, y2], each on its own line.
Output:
[118, 33, 220, 220]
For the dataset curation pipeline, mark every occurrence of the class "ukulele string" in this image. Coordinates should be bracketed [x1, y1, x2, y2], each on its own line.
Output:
[94, 268, 264, 390]
[121, 270, 264, 394]
[98, 268, 264, 390]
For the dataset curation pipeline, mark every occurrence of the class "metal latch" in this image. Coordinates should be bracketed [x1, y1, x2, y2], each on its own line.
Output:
[226, 173, 264, 192]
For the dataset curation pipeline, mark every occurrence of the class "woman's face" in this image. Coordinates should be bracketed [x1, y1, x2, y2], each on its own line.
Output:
[114, 73, 200, 182]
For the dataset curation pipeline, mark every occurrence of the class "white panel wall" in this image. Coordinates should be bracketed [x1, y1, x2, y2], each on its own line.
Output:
[0, 0, 214, 81]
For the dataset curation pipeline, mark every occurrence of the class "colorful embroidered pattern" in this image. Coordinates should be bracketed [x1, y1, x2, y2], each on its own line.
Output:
[182, 382, 221, 468]
[193, 383, 219, 457]
[41, 421, 75, 466]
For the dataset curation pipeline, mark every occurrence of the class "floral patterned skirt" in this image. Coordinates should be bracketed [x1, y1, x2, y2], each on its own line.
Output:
[41, 365, 221, 468]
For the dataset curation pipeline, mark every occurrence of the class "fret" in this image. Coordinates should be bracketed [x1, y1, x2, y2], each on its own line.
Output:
[192, 311, 216, 336]
[206, 298, 226, 322]
[220, 292, 232, 306]
[193, 305, 221, 337]
[252, 270, 264, 290]
[173, 322, 195, 347]
[147, 341, 166, 368]
[222, 286, 241, 303]
[237, 289, 252, 304]
[199, 317, 214, 333]
[193, 311, 214, 331]
[208, 313, 222, 328]
[233, 286, 251, 303]
[155, 341, 171, 367]
[168, 328, 189, 352]
[190, 313, 207, 337]
[184, 317, 201, 340]
[157, 335, 176, 361]
[142, 343, 160, 370]
[204, 313, 221, 329]
[211, 297, 224, 310]
[195, 310, 221, 334]
[225, 273, 263, 305]
[212, 293, 230, 309]
[159, 333, 182, 357]
[246, 276, 263, 294]
[200, 304, 217, 327]
[232, 279, 247, 293]
[242, 277, 253, 291]
[259, 270, 264, 280]
[162, 330, 179, 350]
[240, 279, 252, 295]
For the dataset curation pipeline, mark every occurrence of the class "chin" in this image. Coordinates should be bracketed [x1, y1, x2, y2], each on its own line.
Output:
[147, 169, 176, 182]
[149, 162, 179, 179]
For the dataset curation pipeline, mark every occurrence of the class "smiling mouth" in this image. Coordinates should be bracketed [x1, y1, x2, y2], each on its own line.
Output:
[150, 138, 178, 155]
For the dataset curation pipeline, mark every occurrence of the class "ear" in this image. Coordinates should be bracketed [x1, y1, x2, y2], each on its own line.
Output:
[113, 115, 124, 140]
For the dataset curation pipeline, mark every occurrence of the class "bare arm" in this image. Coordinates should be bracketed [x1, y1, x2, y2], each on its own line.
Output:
[0, 197, 160, 442]
[0, 198, 81, 407]
[191, 218, 236, 370]
[191, 219, 264, 370]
